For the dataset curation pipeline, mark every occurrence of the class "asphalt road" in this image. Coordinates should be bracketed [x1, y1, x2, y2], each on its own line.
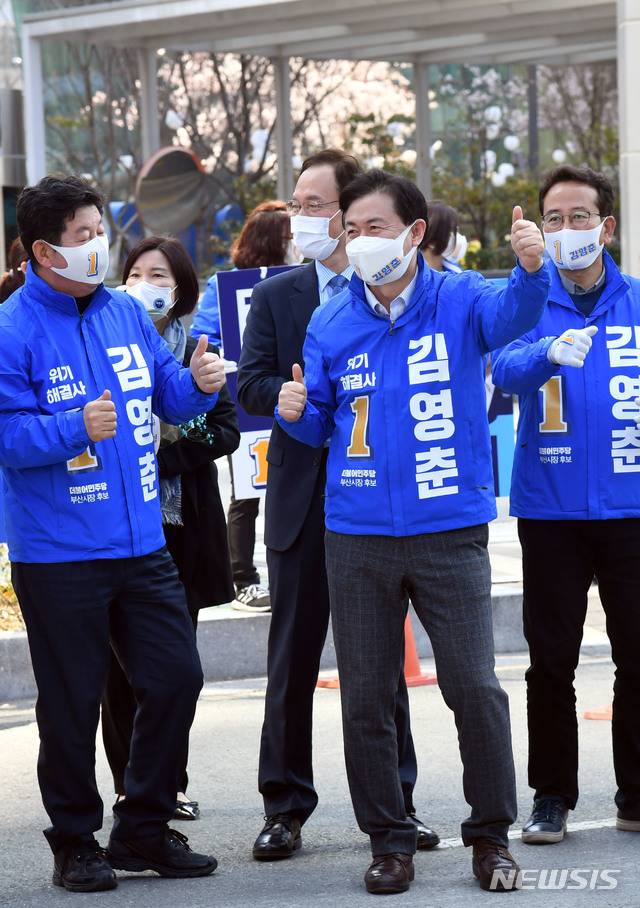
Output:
[2, 643, 638, 908]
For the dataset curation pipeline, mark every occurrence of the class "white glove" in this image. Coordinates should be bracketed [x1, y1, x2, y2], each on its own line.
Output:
[547, 325, 598, 367]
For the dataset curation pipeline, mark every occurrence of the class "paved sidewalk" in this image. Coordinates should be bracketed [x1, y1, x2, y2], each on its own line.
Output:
[1, 469, 628, 907]
[1, 648, 632, 907]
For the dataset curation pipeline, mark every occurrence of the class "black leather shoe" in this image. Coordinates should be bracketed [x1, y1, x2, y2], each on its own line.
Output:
[521, 796, 568, 844]
[173, 799, 200, 820]
[253, 814, 301, 860]
[472, 837, 521, 891]
[407, 812, 440, 849]
[106, 827, 216, 878]
[53, 838, 117, 892]
[364, 853, 414, 894]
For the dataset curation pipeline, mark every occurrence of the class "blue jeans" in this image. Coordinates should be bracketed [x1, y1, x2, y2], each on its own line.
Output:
[325, 525, 516, 856]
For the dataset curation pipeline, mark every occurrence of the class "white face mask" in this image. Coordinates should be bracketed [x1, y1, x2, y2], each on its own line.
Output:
[443, 231, 468, 263]
[284, 238, 304, 266]
[46, 234, 109, 284]
[290, 210, 343, 261]
[543, 222, 605, 271]
[126, 280, 177, 320]
[346, 222, 417, 286]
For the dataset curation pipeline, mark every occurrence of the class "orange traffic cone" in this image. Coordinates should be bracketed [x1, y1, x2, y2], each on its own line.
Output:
[584, 703, 612, 720]
[317, 614, 438, 688]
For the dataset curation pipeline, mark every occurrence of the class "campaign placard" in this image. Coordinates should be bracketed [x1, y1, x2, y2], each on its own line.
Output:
[217, 266, 293, 500]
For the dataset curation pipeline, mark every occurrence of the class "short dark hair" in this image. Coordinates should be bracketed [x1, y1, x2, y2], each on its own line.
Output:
[425, 200, 458, 255]
[17, 173, 105, 266]
[339, 169, 429, 249]
[539, 165, 614, 218]
[231, 200, 290, 269]
[122, 236, 199, 320]
[300, 148, 363, 195]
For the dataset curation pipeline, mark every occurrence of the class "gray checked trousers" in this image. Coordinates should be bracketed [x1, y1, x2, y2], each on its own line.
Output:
[325, 524, 517, 856]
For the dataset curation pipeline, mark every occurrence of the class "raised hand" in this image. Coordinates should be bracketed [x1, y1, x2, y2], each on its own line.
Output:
[190, 334, 226, 394]
[83, 389, 117, 441]
[510, 205, 545, 274]
[547, 325, 598, 367]
[278, 363, 307, 422]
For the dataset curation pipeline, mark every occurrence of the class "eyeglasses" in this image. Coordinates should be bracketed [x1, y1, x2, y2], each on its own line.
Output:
[285, 199, 339, 215]
[541, 210, 604, 232]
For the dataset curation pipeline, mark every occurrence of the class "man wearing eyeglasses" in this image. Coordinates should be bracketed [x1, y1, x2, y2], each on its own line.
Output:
[492, 165, 640, 845]
[237, 149, 438, 863]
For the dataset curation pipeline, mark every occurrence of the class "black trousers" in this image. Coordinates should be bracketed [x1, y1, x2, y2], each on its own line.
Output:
[259, 458, 418, 824]
[519, 517, 640, 814]
[101, 607, 198, 797]
[13, 547, 203, 853]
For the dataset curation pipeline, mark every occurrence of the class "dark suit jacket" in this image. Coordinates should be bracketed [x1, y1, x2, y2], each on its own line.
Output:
[157, 336, 240, 610]
[237, 263, 326, 552]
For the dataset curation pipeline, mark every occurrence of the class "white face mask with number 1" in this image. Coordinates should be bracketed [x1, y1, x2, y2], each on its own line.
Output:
[543, 222, 605, 271]
[45, 234, 110, 284]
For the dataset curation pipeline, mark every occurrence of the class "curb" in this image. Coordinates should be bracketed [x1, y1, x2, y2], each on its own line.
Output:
[0, 586, 528, 702]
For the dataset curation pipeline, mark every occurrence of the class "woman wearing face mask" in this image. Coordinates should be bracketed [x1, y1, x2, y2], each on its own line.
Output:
[101, 236, 240, 820]
[423, 200, 468, 274]
[191, 200, 300, 613]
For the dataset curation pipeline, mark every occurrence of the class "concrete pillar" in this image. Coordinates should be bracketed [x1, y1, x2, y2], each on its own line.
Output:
[617, 0, 640, 277]
[414, 61, 432, 199]
[137, 49, 161, 162]
[20, 29, 45, 183]
[273, 56, 294, 201]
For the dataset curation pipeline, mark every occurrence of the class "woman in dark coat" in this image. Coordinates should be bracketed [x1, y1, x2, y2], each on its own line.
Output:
[101, 236, 240, 820]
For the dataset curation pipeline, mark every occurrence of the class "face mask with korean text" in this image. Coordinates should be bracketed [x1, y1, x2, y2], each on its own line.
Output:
[290, 210, 343, 261]
[346, 222, 417, 286]
[543, 222, 605, 271]
[442, 231, 468, 264]
[126, 280, 177, 320]
[47, 234, 110, 284]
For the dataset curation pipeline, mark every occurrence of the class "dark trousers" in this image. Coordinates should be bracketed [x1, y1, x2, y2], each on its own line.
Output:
[519, 517, 640, 814]
[12, 547, 203, 853]
[326, 526, 516, 856]
[259, 461, 419, 825]
[101, 607, 199, 797]
[228, 456, 261, 588]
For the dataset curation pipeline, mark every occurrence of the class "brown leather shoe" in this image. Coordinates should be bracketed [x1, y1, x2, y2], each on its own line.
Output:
[472, 837, 521, 891]
[364, 853, 414, 894]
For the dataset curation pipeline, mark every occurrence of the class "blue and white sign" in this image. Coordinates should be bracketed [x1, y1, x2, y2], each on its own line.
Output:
[217, 266, 293, 500]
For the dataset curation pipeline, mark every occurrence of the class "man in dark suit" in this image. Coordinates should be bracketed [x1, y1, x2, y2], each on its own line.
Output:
[237, 149, 438, 860]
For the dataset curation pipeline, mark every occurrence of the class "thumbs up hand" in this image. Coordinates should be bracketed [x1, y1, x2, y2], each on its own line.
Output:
[547, 325, 598, 367]
[83, 389, 117, 441]
[190, 334, 226, 393]
[278, 363, 307, 422]
[510, 205, 545, 273]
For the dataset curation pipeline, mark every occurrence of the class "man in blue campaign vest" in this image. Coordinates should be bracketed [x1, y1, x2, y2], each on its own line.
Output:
[277, 169, 549, 894]
[492, 165, 640, 846]
[238, 149, 437, 863]
[0, 174, 222, 891]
